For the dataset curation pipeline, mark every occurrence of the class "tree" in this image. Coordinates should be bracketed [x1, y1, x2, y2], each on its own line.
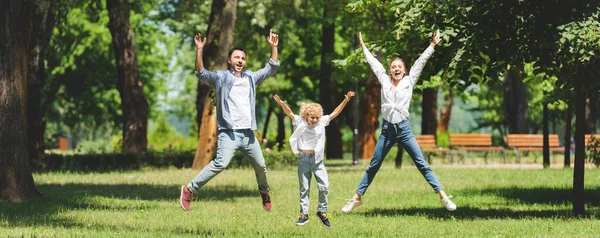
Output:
[106, 0, 149, 153]
[0, 0, 42, 201]
[192, 0, 237, 169]
[27, 0, 57, 170]
[320, 1, 344, 159]
[555, 11, 600, 216]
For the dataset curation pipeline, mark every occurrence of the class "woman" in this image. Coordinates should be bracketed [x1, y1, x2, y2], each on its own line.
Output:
[342, 30, 456, 213]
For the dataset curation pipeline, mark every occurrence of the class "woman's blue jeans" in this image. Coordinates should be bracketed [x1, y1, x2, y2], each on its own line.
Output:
[356, 120, 443, 195]
[187, 129, 269, 194]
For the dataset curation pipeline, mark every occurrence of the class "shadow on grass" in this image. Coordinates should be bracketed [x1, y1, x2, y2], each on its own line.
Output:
[362, 206, 600, 220]
[0, 183, 258, 231]
[359, 186, 600, 219]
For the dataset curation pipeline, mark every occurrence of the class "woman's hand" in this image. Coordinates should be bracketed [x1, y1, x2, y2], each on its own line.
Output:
[431, 29, 442, 46]
[358, 32, 366, 49]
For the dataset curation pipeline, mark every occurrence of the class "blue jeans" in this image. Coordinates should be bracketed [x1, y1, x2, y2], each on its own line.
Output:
[187, 129, 269, 194]
[298, 152, 329, 215]
[356, 120, 443, 195]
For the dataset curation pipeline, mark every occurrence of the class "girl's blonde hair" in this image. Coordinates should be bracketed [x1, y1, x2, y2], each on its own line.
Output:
[299, 103, 323, 118]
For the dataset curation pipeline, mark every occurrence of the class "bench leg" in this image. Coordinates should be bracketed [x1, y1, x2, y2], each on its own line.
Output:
[502, 149, 507, 164]
[484, 151, 489, 164]
[459, 149, 466, 164]
[513, 148, 521, 163]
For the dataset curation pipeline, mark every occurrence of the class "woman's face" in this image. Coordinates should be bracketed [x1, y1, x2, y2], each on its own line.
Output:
[389, 59, 406, 81]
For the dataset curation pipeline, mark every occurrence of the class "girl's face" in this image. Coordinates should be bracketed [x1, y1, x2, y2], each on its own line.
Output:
[389, 59, 406, 81]
[306, 113, 321, 126]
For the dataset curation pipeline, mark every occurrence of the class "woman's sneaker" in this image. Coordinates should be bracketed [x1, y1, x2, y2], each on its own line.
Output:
[440, 197, 456, 211]
[316, 212, 331, 228]
[341, 199, 362, 213]
[295, 214, 309, 226]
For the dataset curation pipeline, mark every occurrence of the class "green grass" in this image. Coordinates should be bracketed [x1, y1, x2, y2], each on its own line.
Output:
[1, 159, 599, 237]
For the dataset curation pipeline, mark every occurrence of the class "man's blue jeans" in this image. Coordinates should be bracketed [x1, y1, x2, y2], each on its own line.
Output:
[297, 152, 329, 215]
[356, 119, 443, 195]
[187, 129, 269, 194]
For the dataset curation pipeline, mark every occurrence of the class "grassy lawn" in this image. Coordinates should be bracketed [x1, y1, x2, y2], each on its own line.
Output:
[1, 158, 599, 237]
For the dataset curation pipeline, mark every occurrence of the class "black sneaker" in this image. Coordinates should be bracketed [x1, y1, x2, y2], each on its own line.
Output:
[295, 214, 309, 226]
[316, 212, 331, 228]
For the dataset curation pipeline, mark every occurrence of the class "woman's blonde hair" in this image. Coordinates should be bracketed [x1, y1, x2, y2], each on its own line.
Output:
[299, 103, 323, 118]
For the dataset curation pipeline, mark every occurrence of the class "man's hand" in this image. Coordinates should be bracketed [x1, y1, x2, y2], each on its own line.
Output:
[267, 29, 279, 48]
[194, 33, 207, 50]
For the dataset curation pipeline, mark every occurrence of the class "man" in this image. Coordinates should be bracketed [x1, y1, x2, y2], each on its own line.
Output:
[180, 30, 280, 212]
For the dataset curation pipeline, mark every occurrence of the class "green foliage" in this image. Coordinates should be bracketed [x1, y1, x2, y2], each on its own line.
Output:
[588, 135, 600, 167]
[46, 1, 182, 147]
[40, 149, 299, 172]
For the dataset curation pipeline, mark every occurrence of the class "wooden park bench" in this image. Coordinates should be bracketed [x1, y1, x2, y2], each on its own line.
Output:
[449, 133, 507, 163]
[414, 134, 449, 164]
[506, 134, 563, 163]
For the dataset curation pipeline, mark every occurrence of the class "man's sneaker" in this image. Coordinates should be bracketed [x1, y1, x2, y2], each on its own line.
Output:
[316, 212, 331, 228]
[341, 199, 362, 213]
[295, 214, 309, 226]
[260, 192, 272, 211]
[440, 197, 456, 211]
[180, 185, 193, 211]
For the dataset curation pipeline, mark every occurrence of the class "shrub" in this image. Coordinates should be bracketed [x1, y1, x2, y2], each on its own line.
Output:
[40, 149, 298, 173]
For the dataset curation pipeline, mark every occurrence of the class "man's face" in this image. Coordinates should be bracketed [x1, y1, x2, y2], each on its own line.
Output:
[228, 50, 246, 74]
[389, 59, 406, 81]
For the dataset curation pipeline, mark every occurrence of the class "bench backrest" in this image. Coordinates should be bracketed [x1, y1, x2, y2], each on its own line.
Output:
[415, 135, 437, 147]
[449, 134, 492, 146]
[507, 134, 560, 147]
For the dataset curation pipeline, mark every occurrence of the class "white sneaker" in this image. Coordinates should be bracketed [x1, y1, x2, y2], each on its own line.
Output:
[341, 199, 362, 213]
[440, 197, 456, 211]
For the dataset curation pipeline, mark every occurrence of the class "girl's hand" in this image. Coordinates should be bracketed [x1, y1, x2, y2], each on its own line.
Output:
[345, 91, 355, 101]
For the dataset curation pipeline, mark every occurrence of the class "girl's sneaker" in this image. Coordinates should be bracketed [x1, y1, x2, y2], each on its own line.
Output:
[295, 214, 309, 226]
[316, 212, 331, 228]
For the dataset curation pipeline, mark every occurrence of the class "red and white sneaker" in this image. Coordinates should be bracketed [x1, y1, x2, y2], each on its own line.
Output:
[260, 191, 272, 211]
[180, 185, 193, 211]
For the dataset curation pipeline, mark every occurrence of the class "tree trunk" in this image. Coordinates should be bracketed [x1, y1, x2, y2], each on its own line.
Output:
[586, 95, 598, 133]
[564, 103, 572, 168]
[192, 105, 217, 169]
[358, 73, 381, 159]
[421, 87, 438, 135]
[543, 100, 550, 168]
[276, 111, 285, 151]
[193, 0, 237, 168]
[27, 0, 56, 171]
[437, 90, 453, 135]
[0, 0, 42, 201]
[395, 144, 404, 168]
[503, 67, 528, 134]
[573, 87, 586, 216]
[106, 0, 149, 153]
[261, 105, 274, 141]
[320, 3, 342, 159]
